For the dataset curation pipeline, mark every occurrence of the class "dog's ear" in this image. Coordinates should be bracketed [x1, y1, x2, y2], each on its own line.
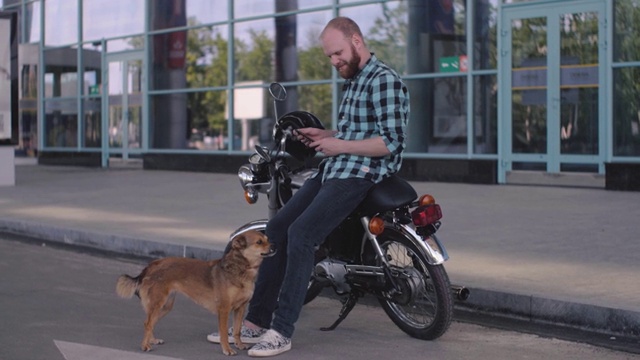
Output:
[231, 234, 248, 250]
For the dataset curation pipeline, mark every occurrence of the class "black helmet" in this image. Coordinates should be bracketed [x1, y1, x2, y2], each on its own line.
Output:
[273, 111, 325, 161]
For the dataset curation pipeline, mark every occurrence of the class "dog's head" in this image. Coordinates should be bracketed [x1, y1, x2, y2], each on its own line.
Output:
[230, 230, 276, 261]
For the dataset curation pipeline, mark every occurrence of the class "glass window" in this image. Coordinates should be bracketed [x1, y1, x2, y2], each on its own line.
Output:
[186, 0, 228, 25]
[613, 67, 640, 156]
[405, 77, 468, 154]
[45, 0, 78, 46]
[150, 0, 187, 32]
[43, 47, 79, 98]
[149, 92, 191, 150]
[25, 0, 41, 43]
[234, 18, 275, 83]
[473, 75, 497, 154]
[153, 24, 228, 91]
[234, 0, 331, 19]
[83, 0, 144, 43]
[83, 98, 101, 148]
[83, 49, 101, 96]
[274, 10, 333, 82]
[474, 0, 498, 70]
[340, 2, 409, 75]
[614, 0, 640, 62]
[44, 99, 78, 147]
[235, 0, 275, 19]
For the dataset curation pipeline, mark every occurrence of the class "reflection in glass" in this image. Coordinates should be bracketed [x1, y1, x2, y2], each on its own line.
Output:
[474, 0, 498, 70]
[44, 0, 78, 46]
[614, 0, 640, 62]
[511, 17, 547, 154]
[340, 2, 409, 75]
[405, 77, 467, 154]
[186, 0, 228, 25]
[83, 0, 144, 43]
[44, 99, 78, 147]
[155, 25, 227, 91]
[44, 47, 79, 98]
[234, 19, 275, 83]
[83, 98, 101, 148]
[559, 12, 599, 155]
[107, 36, 144, 53]
[108, 59, 142, 149]
[234, 0, 275, 18]
[613, 67, 640, 156]
[473, 75, 497, 154]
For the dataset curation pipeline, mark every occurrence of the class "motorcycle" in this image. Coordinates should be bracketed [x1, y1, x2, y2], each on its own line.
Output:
[229, 82, 468, 340]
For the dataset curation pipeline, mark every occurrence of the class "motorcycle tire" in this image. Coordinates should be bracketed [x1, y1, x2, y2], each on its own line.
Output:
[376, 228, 453, 340]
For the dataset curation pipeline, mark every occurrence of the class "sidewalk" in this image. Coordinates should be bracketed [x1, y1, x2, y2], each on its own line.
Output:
[1, 164, 639, 338]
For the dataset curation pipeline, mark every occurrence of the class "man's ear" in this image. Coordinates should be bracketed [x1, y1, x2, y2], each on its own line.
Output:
[351, 34, 363, 49]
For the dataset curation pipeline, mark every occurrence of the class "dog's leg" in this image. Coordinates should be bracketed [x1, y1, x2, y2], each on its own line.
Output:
[217, 304, 236, 356]
[232, 304, 249, 351]
[141, 294, 169, 351]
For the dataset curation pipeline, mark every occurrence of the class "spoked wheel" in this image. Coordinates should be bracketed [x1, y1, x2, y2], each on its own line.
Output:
[377, 228, 453, 340]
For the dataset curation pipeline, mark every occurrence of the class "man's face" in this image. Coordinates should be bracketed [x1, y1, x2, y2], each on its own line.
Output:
[321, 28, 361, 79]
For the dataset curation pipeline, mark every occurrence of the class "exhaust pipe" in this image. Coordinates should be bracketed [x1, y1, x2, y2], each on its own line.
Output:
[451, 285, 470, 301]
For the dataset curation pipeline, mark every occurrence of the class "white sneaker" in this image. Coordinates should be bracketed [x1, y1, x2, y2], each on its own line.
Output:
[248, 329, 292, 357]
[206, 325, 267, 344]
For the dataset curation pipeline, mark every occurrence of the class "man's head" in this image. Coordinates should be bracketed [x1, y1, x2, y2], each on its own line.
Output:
[320, 17, 371, 79]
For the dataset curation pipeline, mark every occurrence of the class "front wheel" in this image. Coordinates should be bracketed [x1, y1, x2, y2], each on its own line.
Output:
[377, 228, 453, 340]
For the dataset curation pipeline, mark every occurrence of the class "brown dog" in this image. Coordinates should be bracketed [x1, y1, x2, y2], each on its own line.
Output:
[116, 231, 273, 355]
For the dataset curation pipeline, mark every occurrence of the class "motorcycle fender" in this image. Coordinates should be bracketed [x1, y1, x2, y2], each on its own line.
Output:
[395, 224, 449, 265]
[230, 219, 268, 239]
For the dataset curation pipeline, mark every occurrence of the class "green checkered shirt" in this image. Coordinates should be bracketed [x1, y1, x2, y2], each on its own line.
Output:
[320, 54, 410, 184]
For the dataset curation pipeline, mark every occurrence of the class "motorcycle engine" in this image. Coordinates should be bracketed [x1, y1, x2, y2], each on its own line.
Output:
[314, 258, 351, 295]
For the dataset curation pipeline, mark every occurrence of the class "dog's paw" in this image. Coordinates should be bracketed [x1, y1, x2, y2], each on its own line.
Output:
[152, 338, 165, 345]
[235, 341, 249, 350]
[222, 346, 238, 356]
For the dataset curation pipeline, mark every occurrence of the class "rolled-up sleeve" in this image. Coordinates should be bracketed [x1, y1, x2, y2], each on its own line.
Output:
[370, 73, 410, 156]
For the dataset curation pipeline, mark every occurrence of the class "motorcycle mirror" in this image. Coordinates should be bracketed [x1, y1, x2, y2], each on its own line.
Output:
[268, 82, 287, 101]
[255, 145, 271, 163]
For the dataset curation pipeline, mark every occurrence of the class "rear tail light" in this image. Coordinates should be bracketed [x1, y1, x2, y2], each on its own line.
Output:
[411, 204, 442, 227]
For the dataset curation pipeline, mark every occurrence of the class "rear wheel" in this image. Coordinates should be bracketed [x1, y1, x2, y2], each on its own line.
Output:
[377, 228, 453, 340]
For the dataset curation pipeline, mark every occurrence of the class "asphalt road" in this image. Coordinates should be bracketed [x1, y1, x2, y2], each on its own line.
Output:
[1, 233, 638, 360]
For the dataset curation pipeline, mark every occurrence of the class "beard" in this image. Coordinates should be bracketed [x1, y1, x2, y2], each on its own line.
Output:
[337, 45, 361, 79]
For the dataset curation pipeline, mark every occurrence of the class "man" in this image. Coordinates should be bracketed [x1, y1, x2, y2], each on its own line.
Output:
[208, 16, 409, 357]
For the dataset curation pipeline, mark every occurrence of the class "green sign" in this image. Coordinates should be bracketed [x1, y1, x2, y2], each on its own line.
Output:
[89, 85, 100, 95]
[439, 56, 460, 73]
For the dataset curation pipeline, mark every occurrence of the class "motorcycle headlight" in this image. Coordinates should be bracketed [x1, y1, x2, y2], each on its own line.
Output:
[238, 165, 255, 190]
[248, 153, 269, 182]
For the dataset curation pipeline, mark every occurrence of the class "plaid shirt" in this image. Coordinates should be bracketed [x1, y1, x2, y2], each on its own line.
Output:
[319, 54, 410, 184]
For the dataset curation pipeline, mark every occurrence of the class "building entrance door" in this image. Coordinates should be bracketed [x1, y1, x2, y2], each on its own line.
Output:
[500, 1, 606, 186]
[102, 51, 145, 167]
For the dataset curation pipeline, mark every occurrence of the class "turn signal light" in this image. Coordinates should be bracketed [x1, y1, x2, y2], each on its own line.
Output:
[419, 194, 436, 206]
[411, 204, 442, 227]
[244, 190, 258, 204]
[368, 216, 385, 235]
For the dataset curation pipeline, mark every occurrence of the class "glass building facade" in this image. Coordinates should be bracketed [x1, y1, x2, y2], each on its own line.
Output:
[1, 0, 639, 189]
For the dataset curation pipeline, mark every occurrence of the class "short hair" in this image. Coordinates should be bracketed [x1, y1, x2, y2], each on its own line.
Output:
[321, 16, 365, 43]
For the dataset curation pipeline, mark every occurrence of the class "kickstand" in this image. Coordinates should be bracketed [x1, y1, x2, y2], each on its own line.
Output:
[320, 291, 361, 331]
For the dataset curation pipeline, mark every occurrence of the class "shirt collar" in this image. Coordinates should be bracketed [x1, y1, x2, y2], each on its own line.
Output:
[349, 53, 376, 82]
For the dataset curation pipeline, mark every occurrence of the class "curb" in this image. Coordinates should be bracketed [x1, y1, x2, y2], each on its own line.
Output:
[2, 218, 639, 340]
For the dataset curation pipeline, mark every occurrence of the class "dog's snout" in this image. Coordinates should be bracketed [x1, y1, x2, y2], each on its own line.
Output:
[262, 245, 277, 258]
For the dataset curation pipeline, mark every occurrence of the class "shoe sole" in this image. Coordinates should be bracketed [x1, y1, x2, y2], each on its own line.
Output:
[248, 343, 292, 357]
[207, 334, 262, 344]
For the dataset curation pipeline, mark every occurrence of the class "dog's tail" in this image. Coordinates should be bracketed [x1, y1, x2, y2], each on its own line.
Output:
[116, 274, 140, 299]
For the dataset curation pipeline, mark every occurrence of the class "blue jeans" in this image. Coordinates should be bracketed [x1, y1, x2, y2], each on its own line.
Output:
[244, 176, 374, 338]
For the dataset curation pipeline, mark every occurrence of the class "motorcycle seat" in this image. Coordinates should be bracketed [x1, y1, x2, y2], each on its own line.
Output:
[356, 176, 417, 217]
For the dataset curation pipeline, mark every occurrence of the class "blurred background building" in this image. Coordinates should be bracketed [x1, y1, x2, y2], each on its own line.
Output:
[1, 0, 639, 189]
